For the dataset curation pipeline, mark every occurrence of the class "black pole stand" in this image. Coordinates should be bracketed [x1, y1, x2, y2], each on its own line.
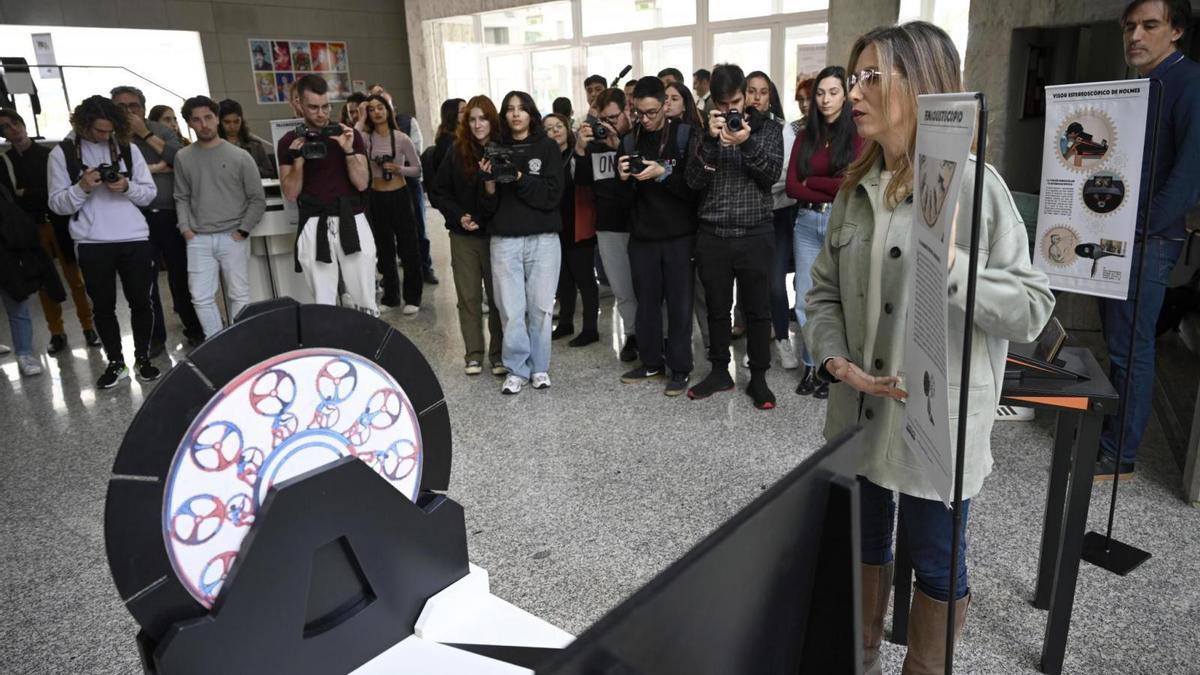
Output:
[1081, 79, 1163, 576]
[943, 93, 989, 675]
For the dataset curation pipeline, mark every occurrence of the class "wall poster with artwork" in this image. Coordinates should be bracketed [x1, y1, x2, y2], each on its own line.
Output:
[249, 39, 352, 104]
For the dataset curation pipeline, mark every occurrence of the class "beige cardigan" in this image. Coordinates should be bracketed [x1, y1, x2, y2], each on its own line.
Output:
[803, 158, 1055, 500]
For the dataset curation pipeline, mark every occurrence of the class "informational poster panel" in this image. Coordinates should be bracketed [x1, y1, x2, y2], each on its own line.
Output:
[30, 33, 57, 79]
[903, 93, 980, 508]
[1034, 80, 1149, 299]
[249, 39, 351, 104]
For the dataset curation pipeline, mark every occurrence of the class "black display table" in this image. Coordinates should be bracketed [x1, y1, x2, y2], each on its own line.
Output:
[890, 346, 1118, 675]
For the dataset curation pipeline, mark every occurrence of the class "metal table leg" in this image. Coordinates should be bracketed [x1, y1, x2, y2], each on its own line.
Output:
[1039, 411, 1102, 675]
[1034, 410, 1078, 610]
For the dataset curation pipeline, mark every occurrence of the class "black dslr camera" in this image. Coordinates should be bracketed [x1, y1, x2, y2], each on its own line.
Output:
[482, 143, 519, 184]
[292, 123, 343, 160]
[95, 163, 123, 183]
[374, 154, 395, 180]
[626, 154, 647, 175]
[723, 108, 744, 132]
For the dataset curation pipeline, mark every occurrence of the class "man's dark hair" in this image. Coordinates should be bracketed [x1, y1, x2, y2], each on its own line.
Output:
[657, 67, 684, 82]
[296, 74, 328, 99]
[709, 63, 747, 103]
[71, 95, 132, 143]
[632, 76, 666, 103]
[499, 90, 543, 141]
[624, 80, 637, 89]
[595, 88, 626, 112]
[552, 96, 573, 117]
[1122, 0, 1192, 38]
[110, 85, 146, 107]
[693, 68, 711, 82]
[181, 95, 219, 122]
[0, 108, 24, 126]
[584, 74, 607, 89]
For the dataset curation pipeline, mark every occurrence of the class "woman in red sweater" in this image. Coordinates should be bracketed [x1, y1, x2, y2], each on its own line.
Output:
[787, 65, 863, 398]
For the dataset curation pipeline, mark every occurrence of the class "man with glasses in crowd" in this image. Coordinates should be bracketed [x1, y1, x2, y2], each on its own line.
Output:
[0, 108, 101, 354]
[617, 76, 699, 396]
[574, 88, 640, 363]
[111, 85, 205, 351]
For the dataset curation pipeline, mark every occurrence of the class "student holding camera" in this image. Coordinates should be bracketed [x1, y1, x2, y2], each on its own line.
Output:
[485, 91, 564, 395]
[429, 95, 505, 377]
[574, 88, 639, 362]
[616, 76, 699, 397]
[278, 75, 376, 316]
[173, 96, 266, 340]
[47, 95, 161, 389]
[362, 94, 423, 314]
[685, 64, 784, 410]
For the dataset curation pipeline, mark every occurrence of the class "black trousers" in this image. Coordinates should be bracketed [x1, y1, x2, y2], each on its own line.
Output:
[408, 181, 433, 273]
[630, 235, 695, 374]
[556, 239, 599, 332]
[369, 187, 423, 306]
[77, 240, 156, 362]
[146, 209, 203, 341]
[695, 230, 773, 371]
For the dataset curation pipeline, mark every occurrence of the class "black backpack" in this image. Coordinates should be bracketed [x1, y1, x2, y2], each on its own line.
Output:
[419, 144, 438, 195]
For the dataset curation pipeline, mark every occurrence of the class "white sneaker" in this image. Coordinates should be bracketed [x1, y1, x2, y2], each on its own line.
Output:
[0, 343, 10, 355]
[464, 360, 483, 375]
[776, 338, 799, 370]
[402, 304, 420, 316]
[995, 404, 1035, 422]
[531, 372, 551, 389]
[17, 354, 43, 377]
[501, 374, 526, 395]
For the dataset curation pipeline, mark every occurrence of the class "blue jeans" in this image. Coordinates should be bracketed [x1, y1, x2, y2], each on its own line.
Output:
[1, 291, 34, 356]
[792, 206, 830, 366]
[770, 206, 796, 340]
[491, 234, 561, 380]
[1100, 237, 1185, 464]
[859, 477, 970, 602]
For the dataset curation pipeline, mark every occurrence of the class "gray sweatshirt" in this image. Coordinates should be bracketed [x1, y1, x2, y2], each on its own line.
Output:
[47, 135, 156, 244]
[173, 140, 266, 235]
[134, 119, 182, 211]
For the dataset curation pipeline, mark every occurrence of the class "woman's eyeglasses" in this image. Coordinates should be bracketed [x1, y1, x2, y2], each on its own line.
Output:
[847, 69, 886, 89]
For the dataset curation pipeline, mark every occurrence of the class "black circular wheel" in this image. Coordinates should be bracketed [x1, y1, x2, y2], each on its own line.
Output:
[104, 300, 452, 639]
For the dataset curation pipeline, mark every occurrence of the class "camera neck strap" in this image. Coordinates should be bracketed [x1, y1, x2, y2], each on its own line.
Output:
[368, 129, 396, 162]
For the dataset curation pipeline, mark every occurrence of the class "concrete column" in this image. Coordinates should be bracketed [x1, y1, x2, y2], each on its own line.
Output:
[825, 0, 900, 68]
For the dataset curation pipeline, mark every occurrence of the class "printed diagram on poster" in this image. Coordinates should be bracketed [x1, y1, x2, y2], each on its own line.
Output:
[1034, 80, 1149, 299]
[249, 39, 351, 104]
[903, 93, 980, 508]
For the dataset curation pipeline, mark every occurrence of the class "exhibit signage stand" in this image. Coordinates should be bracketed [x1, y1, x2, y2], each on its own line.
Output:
[1080, 80, 1164, 577]
[941, 92, 989, 675]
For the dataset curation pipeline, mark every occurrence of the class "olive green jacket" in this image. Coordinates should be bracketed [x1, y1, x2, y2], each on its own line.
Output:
[803, 158, 1054, 500]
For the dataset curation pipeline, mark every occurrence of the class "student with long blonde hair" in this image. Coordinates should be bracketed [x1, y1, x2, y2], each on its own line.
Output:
[803, 22, 1054, 673]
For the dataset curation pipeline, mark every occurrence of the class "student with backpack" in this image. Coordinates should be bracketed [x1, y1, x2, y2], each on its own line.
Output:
[47, 95, 161, 389]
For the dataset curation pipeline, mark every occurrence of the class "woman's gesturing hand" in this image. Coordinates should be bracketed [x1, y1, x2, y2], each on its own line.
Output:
[826, 356, 908, 401]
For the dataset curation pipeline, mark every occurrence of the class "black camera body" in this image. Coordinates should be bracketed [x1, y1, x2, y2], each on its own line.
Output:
[627, 154, 647, 175]
[724, 108, 744, 132]
[374, 154, 395, 181]
[591, 121, 608, 141]
[95, 163, 123, 183]
[482, 143, 519, 184]
[293, 123, 344, 160]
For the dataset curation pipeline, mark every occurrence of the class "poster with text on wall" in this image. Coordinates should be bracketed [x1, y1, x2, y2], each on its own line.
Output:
[903, 93, 979, 509]
[1034, 80, 1149, 300]
[249, 39, 351, 105]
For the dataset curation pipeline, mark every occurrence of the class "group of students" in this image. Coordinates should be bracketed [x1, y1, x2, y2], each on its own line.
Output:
[423, 62, 867, 407]
[423, 21, 1056, 674]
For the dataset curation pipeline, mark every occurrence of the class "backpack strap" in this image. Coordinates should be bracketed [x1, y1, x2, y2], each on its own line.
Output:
[118, 142, 134, 178]
[674, 121, 691, 159]
[622, 133, 635, 158]
[60, 138, 82, 184]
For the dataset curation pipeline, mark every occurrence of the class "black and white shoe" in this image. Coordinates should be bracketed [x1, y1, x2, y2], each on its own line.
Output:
[97, 361, 129, 389]
[621, 365, 664, 384]
[135, 358, 162, 382]
[665, 372, 690, 397]
[47, 334, 68, 355]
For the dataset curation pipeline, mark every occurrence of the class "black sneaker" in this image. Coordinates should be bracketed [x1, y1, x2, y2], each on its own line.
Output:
[552, 323, 575, 340]
[135, 358, 162, 382]
[47, 334, 68, 355]
[568, 329, 599, 347]
[621, 365, 664, 384]
[83, 328, 102, 347]
[795, 366, 815, 396]
[813, 381, 830, 399]
[619, 335, 638, 363]
[665, 372, 690, 397]
[1094, 456, 1135, 481]
[687, 369, 735, 400]
[423, 269, 440, 285]
[149, 340, 166, 358]
[97, 361, 129, 389]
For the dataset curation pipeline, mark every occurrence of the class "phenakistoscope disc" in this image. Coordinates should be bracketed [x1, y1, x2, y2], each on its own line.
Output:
[104, 301, 452, 639]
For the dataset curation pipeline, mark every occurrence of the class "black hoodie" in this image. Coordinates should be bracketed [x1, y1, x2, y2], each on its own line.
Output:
[573, 140, 632, 233]
[622, 119, 699, 242]
[429, 147, 497, 237]
[488, 133, 563, 237]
